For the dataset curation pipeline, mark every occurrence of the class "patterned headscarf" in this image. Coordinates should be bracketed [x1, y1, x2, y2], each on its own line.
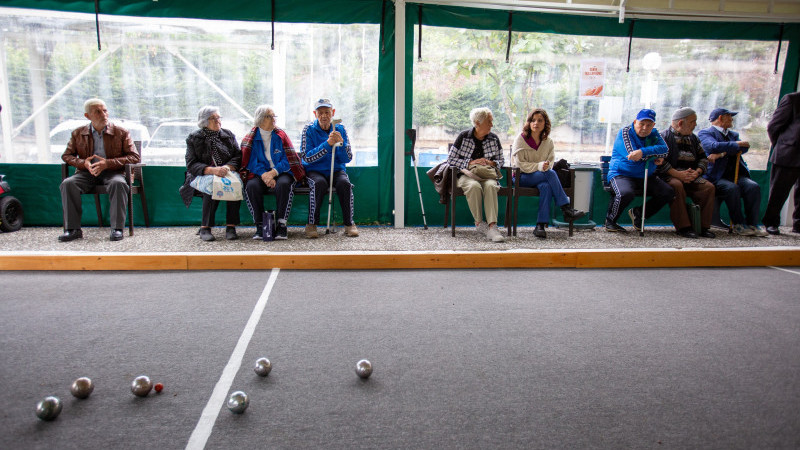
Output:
[201, 128, 233, 167]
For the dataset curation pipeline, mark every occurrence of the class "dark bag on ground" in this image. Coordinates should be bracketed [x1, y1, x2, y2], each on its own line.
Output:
[686, 203, 701, 235]
[553, 159, 571, 188]
[262, 210, 276, 241]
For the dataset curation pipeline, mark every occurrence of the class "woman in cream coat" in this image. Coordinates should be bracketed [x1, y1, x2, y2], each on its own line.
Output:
[512, 108, 585, 238]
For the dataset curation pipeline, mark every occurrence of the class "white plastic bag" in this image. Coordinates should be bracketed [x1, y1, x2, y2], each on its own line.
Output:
[189, 174, 214, 195]
[211, 171, 243, 201]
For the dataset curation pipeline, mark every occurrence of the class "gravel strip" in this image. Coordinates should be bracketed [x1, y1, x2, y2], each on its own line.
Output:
[1, 225, 798, 253]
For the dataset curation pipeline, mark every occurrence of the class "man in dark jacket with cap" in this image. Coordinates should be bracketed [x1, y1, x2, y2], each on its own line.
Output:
[762, 92, 800, 235]
[697, 107, 768, 236]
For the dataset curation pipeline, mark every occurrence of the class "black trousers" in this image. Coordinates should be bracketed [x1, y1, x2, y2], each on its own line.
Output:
[200, 193, 240, 227]
[606, 175, 674, 223]
[244, 173, 295, 225]
[763, 164, 800, 228]
[307, 170, 354, 226]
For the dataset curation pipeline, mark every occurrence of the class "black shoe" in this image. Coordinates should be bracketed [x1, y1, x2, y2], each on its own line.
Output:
[274, 222, 288, 240]
[605, 221, 627, 232]
[533, 223, 547, 239]
[110, 229, 124, 241]
[57, 229, 83, 242]
[252, 225, 263, 240]
[765, 225, 780, 235]
[676, 227, 698, 239]
[699, 228, 716, 238]
[561, 205, 586, 221]
[199, 227, 215, 242]
[628, 207, 643, 232]
[225, 226, 238, 240]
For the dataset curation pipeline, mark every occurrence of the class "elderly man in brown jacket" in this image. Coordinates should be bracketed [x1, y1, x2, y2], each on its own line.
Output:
[59, 98, 140, 242]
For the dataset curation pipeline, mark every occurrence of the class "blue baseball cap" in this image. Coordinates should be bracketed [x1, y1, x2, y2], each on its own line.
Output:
[635, 109, 656, 122]
[708, 108, 738, 122]
[314, 98, 333, 110]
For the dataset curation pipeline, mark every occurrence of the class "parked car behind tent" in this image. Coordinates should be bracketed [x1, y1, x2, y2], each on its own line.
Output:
[49, 119, 151, 163]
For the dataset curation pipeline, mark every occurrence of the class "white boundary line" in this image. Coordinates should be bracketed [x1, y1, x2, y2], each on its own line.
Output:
[768, 266, 800, 276]
[185, 268, 280, 450]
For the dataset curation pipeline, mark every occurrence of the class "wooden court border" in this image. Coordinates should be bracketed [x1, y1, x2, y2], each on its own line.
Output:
[0, 247, 798, 270]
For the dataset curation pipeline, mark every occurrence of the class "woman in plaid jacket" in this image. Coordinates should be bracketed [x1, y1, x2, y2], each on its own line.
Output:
[436, 107, 506, 242]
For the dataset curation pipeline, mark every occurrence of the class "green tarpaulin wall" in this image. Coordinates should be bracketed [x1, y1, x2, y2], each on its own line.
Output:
[0, 0, 796, 227]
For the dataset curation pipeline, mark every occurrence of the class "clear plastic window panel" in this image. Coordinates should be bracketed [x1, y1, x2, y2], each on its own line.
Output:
[0, 8, 379, 166]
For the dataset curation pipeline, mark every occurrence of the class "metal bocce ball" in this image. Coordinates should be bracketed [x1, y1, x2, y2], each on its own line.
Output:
[254, 357, 272, 377]
[35, 396, 62, 421]
[70, 377, 94, 399]
[131, 375, 153, 397]
[227, 391, 249, 414]
[355, 359, 373, 379]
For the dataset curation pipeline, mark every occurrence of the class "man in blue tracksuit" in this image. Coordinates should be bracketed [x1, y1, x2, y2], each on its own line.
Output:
[301, 98, 358, 238]
[605, 109, 674, 232]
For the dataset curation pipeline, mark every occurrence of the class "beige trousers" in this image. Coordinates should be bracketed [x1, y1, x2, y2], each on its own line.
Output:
[457, 175, 499, 224]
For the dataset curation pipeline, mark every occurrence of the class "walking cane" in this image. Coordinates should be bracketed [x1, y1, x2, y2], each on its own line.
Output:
[325, 118, 343, 234]
[405, 129, 428, 229]
[730, 151, 742, 234]
[639, 157, 652, 237]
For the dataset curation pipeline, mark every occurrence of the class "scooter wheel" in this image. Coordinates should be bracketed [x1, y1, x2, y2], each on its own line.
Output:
[0, 196, 23, 232]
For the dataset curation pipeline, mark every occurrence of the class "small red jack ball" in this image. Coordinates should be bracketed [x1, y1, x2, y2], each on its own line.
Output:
[154, 383, 164, 393]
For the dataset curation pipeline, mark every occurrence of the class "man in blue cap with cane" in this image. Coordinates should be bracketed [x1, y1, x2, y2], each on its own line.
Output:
[698, 107, 768, 237]
[605, 108, 673, 233]
[301, 98, 359, 238]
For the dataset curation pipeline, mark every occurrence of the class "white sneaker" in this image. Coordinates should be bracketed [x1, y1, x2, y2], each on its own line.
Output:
[344, 224, 359, 237]
[733, 224, 755, 236]
[475, 222, 489, 235]
[750, 225, 768, 237]
[485, 225, 506, 243]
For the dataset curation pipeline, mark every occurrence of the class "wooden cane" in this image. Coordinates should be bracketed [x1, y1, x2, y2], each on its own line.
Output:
[730, 151, 742, 234]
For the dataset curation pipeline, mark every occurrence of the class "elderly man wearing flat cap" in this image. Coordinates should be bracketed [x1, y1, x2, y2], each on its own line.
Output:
[605, 108, 673, 232]
[697, 108, 768, 236]
[658, 107, 716, 238]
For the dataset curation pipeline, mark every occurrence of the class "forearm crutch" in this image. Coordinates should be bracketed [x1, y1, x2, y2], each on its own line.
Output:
[640, 157, 652, 237]
[326, 119, 343, 234]
[405, 129, 428, 229]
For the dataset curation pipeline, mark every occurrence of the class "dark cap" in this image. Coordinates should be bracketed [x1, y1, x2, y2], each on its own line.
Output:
[708, 108, 738, 122]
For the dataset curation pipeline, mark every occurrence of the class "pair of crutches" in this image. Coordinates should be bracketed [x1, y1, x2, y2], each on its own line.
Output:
[325, 119, 343, 234]
[405, 129, 428, 229]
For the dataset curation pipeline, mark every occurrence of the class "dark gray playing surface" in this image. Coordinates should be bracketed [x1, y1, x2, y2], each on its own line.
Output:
[1, 268, 799, 449]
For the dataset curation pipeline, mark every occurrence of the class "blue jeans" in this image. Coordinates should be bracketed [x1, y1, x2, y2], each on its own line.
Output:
[518, 170, 569, 224]
[714, 176, 760, 226]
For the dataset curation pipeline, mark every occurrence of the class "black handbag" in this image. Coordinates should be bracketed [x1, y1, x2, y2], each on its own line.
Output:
[553, 159, 571, 188]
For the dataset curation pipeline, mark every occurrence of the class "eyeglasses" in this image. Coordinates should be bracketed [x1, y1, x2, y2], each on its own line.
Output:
[208, 116, 222, 122]
[265, 115, 278, 119]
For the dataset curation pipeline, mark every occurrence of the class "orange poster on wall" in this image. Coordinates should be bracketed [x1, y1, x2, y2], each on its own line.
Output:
[579, 60, 605, 99]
